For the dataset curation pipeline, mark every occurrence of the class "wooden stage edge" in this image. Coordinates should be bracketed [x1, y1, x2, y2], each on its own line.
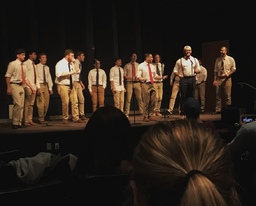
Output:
[0, 112, 225, 157]
[0, 112, 221, 135]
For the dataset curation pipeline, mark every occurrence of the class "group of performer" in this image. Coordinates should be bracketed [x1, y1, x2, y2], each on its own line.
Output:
[5, 45, 236, 128]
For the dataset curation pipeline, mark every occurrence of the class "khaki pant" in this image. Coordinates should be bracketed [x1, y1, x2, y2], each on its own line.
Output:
[24, 87, 36, 123]
[57, 85, 72, 120]
[153, 82, 163, 113]
[215, 77, 232, 112]
[141, 83, 156, 117]
[91, 86, 105, 112]
[112, 90, 125, 112]
[195, 81, 206, 112]
[124, 82, 143, 116]
[72, 82, 85, 118]
[36, 83, 50, 122]
[168, 80, 180, 113]
[10, 84, 25, 125]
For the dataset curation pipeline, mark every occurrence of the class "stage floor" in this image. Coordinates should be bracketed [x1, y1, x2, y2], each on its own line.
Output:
[0, 112, 221, 135]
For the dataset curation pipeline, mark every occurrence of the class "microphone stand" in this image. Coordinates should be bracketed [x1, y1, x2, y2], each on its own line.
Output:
[162, 75, 169, 120]
[131, 65, 141, 125]
[96, 69, 99, 110]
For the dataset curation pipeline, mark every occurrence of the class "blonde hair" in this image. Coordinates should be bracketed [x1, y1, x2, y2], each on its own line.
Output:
[132, 119, 241, 206]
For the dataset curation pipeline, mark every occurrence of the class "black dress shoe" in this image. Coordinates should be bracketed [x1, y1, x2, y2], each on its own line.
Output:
[12, 125, 19, 129]
[18, 125, 27, 128]
[211, 111, 221, 115]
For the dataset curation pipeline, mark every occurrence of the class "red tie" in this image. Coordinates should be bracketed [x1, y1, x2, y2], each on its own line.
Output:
[32, 62, 36, 84]
[21, 63, 25, 84]
[132, 63, 136, 79]
[148, 63, 154, 84]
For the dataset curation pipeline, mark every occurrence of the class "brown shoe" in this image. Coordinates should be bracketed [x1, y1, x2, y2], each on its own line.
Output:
[29, 122, 37, 126]
[148, 116, 156, 121]
[38, 120, 47, 124]
[143, 117, 150, 122]
[156, 112, 162, 117]
[73, 118, 87, 123]
[80, 115, 88, 120]
[63, 119, 69, 124]
[24, 122, 31, 127]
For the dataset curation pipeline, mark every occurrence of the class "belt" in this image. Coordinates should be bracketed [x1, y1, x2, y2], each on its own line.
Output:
[127, 81, 140, 83]
[92, 85, 103, 86]
[58, 84, 70, 86]
[73, 81, 80, 83]
[10, 82, 22, 85]
[217, 76, 227, 79]
[144, 82, 153, 84]
[183, 76, 195, 78]
[154, 81, 162, 83]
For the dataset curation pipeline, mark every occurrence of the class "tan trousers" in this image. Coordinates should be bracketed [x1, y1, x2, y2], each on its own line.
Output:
[91, 86, 105, 112]
[112, 90, 125, 112]
[141, 83, 156, 117]
[57, 85, 71, 120]
[215, 77, 232, 112]
[195, 82, 206, 112]
[73, 82, 85, 117]
[36, 83, 50, 122]
[124, 82, 143, 116]
[153, 82, 163, 113]
[24, 87, 36, 123]
[10, 84, 25, 125]
[168, 80, 180, 112]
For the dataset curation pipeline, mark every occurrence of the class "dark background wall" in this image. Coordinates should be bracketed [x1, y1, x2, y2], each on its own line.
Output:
[0, 0, 255, 119]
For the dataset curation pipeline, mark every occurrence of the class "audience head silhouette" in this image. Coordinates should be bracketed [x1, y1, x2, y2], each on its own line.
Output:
[184, 97, 200, 119]
[77, 105, 133, 176]
[129, 119, 241, 206]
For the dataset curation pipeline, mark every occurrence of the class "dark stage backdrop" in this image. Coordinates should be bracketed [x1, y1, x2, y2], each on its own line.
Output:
[0, 0, 255, 119]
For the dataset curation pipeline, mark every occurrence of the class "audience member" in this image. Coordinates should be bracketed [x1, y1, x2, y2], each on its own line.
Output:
[184, 97, 216, 131]
[75, 105, 133, 176]
[228, 120, 256, 205]
[126, 119, 242, 206]
[70, 105, 134, 205]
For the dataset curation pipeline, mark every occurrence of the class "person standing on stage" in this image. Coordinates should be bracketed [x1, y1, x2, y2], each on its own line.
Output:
[36, 53, 53, 124]
[73, 51, 87, 120]
[173, 45, 200, 117]
[195, 59, 207, 114]
[55, 49, 81, 124]
[167, 70, 181, 115]
[137, 53, 157, 122]
[212, 46, 236, 114]
[123, 53, 143, 118]
[88, 59, 107, 113]
[5, 49, 27, 129]
[152, 53, 168, 117]
[110, 58, 126, 112]
[23, 50, 41, 126]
